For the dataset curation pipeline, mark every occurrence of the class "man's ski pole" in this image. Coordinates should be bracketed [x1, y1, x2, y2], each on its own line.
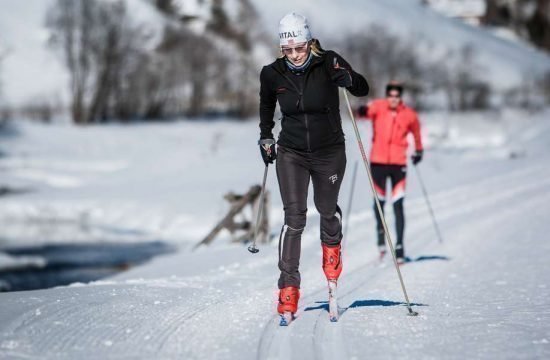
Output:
[413, 164, 444, 243]
[248, 164, 270, 254]
[343, 160, 359, 239]
[343, 89, 418, 316]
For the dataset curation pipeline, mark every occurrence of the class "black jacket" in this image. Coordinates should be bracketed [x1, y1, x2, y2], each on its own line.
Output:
[259, 50, 369, 152]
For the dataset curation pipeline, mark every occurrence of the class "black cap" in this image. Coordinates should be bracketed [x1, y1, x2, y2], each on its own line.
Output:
[386, 82, 404, 96]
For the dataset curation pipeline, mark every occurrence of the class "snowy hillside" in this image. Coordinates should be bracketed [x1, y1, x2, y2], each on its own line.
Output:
[1, 0, 549, 109]
[250, 0, 550, 89]
[1, 109, 549, 358]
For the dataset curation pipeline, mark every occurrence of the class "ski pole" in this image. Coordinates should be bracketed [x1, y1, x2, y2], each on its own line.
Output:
[343, 89, 418, 316]
[413, 164, 444, 244]
[343, 160, 359, 239]
[248, 164, 270, 254]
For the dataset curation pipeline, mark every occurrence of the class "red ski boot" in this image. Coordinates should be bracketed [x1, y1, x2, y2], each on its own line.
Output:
[278, 287, 299, 326]
[322, 243, 343, 322]
[322, 243, 343, 281]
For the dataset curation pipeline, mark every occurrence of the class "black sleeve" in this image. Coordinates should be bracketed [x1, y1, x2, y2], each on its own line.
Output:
[326, 51, 369, 97]
[259, 66, 277, 139]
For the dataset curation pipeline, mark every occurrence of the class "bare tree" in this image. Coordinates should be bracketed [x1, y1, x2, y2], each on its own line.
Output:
[341, 25, 440, 108]
[155, 0, 179, 16]
[46, 0, 95, 124]
[340, 25, 491, 111]
[47, 0, 269, 121]
[542, 71, 550, 104]
[205, 0, 266, 117]
[47, 0, 150, 123]
[526, 0, 550, 51]
[484, 0, 550, 51]
[445, 45, 491, 111]
[86, 1, 150, 122]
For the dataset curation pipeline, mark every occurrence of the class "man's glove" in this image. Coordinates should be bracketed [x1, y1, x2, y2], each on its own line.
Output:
[411, 150, 423, 165]
[331, 58, 352, 88]
[357, 105, 368, 117]
[259, 138, 277, 165]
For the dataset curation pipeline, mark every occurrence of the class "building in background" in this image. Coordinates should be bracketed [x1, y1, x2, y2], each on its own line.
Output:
[422, 0, 487, 26]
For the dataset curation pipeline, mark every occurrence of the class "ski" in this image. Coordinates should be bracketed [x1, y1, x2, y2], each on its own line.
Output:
[279, 311, 295, 326]
[328, 280, 338, 322]
[397, 256, 411, 266]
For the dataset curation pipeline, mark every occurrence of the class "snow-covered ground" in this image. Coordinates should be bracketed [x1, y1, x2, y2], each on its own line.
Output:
[0, 107, 549, 358]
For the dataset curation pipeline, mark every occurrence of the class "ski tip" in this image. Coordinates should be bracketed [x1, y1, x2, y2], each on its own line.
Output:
[397, 256, 413, 266]
[279, 312, 294, 326]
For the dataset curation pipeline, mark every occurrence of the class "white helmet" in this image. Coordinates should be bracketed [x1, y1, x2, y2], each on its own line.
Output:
[278, 12, 312, 46]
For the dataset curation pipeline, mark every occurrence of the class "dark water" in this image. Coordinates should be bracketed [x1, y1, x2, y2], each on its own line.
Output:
[0, 241, 175, 292]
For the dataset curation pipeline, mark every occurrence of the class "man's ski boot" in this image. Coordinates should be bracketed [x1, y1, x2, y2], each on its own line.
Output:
[377, 229, 386, 259]
[278, 286, 299, 326]
[322, 243, 342, 322]
[395, 244, 405, 265]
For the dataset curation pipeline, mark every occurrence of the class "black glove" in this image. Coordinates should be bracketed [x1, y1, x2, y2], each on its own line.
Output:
[357, 105, 368, 117]
[331, 58, 352, 88]
[411, 150, 423, 165]
[259, 138, 277, 165]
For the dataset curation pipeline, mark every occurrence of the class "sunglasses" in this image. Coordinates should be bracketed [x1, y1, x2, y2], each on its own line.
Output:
[281, 43, 309, 56]
[387, 94, 401, 99]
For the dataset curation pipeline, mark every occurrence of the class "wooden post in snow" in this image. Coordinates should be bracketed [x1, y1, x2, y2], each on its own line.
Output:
[194, 185, 270, 249]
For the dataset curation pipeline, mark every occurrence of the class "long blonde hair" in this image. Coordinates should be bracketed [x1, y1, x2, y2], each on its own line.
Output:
[278, 38, 325, 58]
[309, 38, 325, 56]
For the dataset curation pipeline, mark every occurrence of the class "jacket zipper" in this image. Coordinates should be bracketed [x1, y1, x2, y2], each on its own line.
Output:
[274, 64, 319, 152]
[388, 111, 397, 163]
[300, 79, 311, 152]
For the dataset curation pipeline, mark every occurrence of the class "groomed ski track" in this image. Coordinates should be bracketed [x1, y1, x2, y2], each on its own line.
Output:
[1, 150, 549, 359]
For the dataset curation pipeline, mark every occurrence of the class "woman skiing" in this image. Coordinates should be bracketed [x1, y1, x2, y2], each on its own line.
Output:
[357, 82, 424, 263]
[258, 12, 369, 324]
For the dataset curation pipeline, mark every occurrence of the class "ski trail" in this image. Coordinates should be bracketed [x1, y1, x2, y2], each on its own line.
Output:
[0, 286, 220, 358]
[257, 159, 550, 359]
[338, 180, 550, 359]
[350, 160, 548, 227]
[2, 154, 549, 359]
[313, 316, 347, 360]
[347, 161, 550, 246]
[257, 252, 387, 360]
[334, 164, 550, 359]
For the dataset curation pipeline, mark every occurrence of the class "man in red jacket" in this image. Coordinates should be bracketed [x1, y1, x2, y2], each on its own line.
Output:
[357, 82, 423, 263]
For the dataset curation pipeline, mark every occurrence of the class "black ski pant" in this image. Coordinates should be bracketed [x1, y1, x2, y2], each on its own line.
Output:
[371, 164, 407, 248]
[276, 144, 346, 289]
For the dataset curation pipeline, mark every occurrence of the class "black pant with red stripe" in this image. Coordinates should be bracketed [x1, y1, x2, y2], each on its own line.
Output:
[371, 163, 407, 249]
[276, 144, 346, 289]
